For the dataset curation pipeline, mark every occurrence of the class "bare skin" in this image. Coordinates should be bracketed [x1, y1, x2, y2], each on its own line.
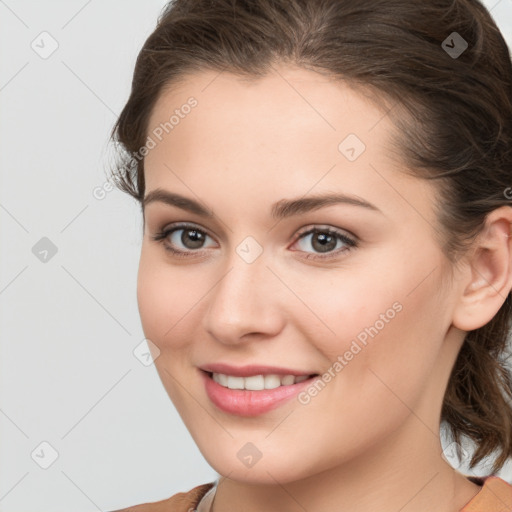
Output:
[137, 63, 512, 512]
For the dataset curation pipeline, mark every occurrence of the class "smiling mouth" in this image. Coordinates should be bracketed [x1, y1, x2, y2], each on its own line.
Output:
[205, 370, 319, 391]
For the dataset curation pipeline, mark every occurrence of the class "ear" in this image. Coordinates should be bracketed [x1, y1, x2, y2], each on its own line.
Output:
[452, 205, 512, 332]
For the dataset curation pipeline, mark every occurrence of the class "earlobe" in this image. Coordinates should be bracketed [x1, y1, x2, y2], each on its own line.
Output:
[452, 206, 512, 332]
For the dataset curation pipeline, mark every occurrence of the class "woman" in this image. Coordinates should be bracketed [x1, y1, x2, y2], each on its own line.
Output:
[108, 0, 512, 510]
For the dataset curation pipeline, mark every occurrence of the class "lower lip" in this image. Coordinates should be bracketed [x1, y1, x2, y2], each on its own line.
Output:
[200, 370, 319, 417]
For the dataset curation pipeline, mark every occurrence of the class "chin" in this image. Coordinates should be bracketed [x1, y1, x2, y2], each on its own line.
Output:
[198, 444, 323, 485]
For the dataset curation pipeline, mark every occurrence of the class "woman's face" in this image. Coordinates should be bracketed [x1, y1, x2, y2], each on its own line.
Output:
[138, 65, 464, 483]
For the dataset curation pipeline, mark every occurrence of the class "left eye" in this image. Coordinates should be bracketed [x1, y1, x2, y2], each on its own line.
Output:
[290, 227, 357, 259]
[152, 225, 217, 254]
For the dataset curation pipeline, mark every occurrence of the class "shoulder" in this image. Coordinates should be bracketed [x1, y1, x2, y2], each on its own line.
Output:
[461, 476, 512, 511]
[108, 482, 216, 512]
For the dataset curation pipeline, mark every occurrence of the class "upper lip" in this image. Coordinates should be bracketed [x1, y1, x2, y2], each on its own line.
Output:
[200, 363, 316, 377]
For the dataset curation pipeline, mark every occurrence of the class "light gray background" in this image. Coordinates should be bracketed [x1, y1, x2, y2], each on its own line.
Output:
[1, 1, 512, 511]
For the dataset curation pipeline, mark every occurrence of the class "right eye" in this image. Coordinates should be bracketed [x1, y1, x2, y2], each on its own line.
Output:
[151, 223, 217, 258]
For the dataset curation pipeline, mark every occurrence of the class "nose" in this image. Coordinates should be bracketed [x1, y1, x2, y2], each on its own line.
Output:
[202, 252, 286, 345]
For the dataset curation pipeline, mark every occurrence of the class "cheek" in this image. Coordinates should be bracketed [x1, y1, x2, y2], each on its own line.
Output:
[136, 250, 202, 409]
[310, 265, 448, 417]
[136, 249, 199, 350]
[281, 256, 405, 355]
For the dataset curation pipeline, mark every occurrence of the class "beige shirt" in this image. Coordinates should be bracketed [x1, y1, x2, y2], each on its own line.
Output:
[110, 475, 512, 511]
[195, 481, 218, 512]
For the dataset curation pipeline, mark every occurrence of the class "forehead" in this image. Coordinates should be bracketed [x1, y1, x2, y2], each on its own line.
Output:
[143, 65, 437, 227]
[146, 65, 394, 149]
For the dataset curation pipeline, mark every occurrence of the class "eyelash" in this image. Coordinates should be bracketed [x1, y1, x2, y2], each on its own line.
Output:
[151, 222, 358, 261]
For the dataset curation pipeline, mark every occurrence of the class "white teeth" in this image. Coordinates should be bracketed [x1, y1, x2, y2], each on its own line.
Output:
[227, 375, 245, 389]
[245, 375, 264, 390]
[217, 373, 228, 387]
[211, 373, 312, 390]
[264, 375, 281, 389]
[281, 375, 295, 386]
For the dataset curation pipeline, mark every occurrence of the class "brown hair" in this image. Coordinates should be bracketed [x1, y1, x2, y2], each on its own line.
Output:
[110, 0, 512, 473]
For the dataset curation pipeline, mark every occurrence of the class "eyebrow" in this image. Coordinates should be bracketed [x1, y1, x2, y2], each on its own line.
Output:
[143, 188, 382, 219]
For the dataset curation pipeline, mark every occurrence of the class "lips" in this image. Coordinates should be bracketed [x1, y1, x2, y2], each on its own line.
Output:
[199, 364, 320, 416]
